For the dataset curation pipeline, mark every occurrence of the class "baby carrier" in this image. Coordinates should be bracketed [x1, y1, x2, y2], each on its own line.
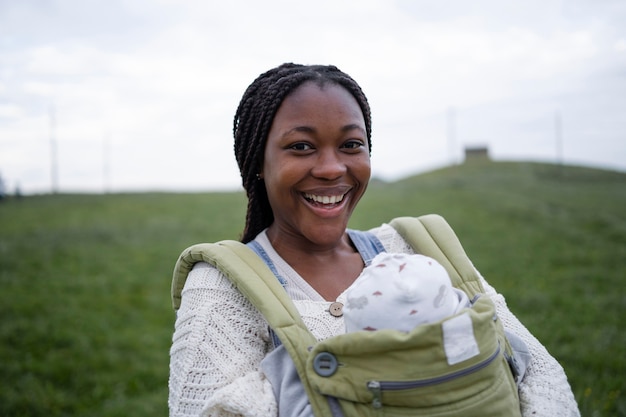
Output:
[171, 215, 524, 416]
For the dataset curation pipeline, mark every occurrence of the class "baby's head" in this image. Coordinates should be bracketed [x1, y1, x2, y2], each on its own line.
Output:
[343, 253, 461, 333]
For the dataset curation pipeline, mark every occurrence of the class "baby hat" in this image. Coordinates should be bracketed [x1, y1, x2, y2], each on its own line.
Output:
[343, 252, 461, 333]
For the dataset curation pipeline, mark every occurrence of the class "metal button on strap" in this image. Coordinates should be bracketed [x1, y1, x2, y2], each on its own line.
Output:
[313, 352, 338, 377]
[329, 302, 343, 317]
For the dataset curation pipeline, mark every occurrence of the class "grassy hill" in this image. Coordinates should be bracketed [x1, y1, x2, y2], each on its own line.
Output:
[0, 161, 624, 416]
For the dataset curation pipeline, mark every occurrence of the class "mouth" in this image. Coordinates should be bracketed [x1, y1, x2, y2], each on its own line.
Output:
[303, 192, 347, 208]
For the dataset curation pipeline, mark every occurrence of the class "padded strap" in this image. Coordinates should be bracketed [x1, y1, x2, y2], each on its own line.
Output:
[389, 214, 485, 298]
[171, 240, 334, 416]
[390, 215, 515, 363]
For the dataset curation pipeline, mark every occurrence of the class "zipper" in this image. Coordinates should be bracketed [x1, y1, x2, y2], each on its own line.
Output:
[366, 344, 501, 408]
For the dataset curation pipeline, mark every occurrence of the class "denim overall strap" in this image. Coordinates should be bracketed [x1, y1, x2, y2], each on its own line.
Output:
[246, 240, 287, 286]
[246, 240, 286, 348]
[347, 229, 386, 266]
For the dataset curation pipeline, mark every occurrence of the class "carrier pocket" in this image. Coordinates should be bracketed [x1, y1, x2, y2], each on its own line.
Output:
[366, 343, 501, 408]
[354, 352, 519, 416]
[306, 296, 521, 417]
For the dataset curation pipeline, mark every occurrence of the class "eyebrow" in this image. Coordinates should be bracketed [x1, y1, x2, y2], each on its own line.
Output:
[282, 124, 366, 138]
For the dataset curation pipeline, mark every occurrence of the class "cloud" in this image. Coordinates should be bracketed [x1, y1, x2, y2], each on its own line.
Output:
[0, 0, 625, 193]
[0, 103, 24, 119]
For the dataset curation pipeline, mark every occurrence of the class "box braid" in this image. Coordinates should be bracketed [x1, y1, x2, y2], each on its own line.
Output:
[234, 63, 372, 243]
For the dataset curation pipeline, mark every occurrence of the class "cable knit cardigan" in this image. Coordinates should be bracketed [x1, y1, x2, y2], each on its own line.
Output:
[169, 224, 580, 417]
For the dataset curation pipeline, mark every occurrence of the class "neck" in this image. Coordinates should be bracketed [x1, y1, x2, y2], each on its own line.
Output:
[266, 224, 352, 258]
[265, 226, 363, 301]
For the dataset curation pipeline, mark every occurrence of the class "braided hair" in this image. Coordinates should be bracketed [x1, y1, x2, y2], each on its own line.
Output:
[233, 63, 372, 243]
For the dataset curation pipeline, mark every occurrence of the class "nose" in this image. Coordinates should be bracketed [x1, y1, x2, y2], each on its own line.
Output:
[311, 149, 347, 180]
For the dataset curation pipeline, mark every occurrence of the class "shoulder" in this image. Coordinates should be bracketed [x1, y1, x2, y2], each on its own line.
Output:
[179, 261, 263, 319]
[182, 261, 235, 293]
[175, 260, 270, 344]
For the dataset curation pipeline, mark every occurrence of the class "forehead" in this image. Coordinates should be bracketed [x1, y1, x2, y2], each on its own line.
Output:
[274, 81, 364, 124]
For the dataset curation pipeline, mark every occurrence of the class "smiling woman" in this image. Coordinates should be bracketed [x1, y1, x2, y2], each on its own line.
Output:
[232, 64, 373, 245]
[168, 63, 580, 417]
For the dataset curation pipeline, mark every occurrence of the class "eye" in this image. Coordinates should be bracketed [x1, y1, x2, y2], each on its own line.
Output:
[289, 142, 313, 151]
[342, 140, 366, 151]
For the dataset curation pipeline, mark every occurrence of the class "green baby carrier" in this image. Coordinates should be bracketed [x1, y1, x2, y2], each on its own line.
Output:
[171, 214, 523, 416]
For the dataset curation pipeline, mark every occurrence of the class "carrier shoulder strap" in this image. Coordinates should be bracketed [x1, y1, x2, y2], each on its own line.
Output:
[390, 215, 516, 374]
[171, 240, 335, 416]
[389, 214, 485, 298]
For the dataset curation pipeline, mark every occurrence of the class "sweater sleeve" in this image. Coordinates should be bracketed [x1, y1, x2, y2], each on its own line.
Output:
[168, 262, 278, 417]
[372, 223, 580, 417]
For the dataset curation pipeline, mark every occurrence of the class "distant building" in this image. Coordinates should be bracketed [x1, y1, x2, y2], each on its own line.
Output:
[464, 146, 490, 162]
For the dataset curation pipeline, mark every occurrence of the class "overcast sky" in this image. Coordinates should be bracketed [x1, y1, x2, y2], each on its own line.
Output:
[1, 0, 625, 194]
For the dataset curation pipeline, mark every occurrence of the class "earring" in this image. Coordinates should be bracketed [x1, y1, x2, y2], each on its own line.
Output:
[256, 173, 262, 181]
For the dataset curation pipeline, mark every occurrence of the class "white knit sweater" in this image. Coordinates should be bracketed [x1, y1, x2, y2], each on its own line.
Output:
[169, 224, 580, 417]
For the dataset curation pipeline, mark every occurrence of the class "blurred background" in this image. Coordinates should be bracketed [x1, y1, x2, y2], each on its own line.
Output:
[1, 0, 625, 195]
[1, 2, 625, 415]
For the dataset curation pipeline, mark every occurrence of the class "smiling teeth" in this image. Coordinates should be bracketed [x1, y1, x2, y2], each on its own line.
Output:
[304, 193, 345, 204]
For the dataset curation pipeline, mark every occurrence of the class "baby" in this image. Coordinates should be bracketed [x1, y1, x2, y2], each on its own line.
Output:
[343, 252, 470, 333]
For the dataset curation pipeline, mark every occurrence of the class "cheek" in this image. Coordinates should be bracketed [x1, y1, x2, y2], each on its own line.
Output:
[262, 163, 299, 205]
[263, 160, 294, 187]
[355, 155, 372, 182]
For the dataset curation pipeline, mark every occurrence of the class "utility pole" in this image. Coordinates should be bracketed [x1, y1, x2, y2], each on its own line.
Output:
[447, 106, 457, 166]
[50, 104, 59, 193]
[555, 110, 563, 176]
[103, 131, 110, 193]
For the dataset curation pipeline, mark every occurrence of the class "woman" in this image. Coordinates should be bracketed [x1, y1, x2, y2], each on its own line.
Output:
[168, 63, 579, 416]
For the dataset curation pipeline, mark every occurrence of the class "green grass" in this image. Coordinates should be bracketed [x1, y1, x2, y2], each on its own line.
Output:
[1, 161, 624, 416]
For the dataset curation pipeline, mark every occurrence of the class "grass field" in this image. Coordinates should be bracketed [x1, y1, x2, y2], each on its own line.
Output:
[0, 161, 624, 416]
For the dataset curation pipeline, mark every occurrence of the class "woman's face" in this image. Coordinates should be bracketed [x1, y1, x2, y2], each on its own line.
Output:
[262, 81, 371, 248]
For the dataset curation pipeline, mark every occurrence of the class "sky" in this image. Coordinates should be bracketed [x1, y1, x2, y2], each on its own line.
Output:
[1, 0, 625, 194]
